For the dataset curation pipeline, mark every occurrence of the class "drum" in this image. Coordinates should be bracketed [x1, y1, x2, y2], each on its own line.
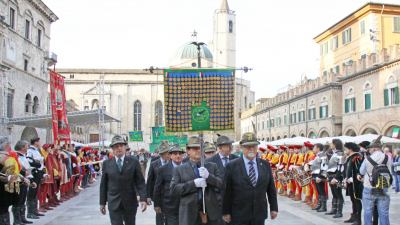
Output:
[277, 171, 290, 186]
[293, 167, 312, 187]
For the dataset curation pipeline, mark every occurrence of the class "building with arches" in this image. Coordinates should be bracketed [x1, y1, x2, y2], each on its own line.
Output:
[0, 0, 58, 144]
[241, 2, 400, 141]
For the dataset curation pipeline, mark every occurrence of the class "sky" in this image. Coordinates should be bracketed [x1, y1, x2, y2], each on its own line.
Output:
[43, 0, 399, 99]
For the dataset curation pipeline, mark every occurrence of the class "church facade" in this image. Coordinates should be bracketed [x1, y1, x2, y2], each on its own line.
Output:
[61, 0, 255, 146]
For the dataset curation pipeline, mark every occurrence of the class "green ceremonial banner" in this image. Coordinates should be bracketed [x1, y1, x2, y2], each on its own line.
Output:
[164, 69, 235, 132]
[129, 131, 143, 142]
[150, 127, 188, 153]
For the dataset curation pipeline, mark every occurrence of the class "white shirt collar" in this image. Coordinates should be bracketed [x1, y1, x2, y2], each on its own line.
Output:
[219, 153, 229, 159]
[115, 155, 125, 163]
[172, 161, 181, 168]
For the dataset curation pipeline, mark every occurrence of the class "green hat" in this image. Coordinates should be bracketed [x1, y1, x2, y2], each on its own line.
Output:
[187, 136, 201, 148]
[158, 144, 170, 154]
[368, 135, 383, 149]
[216, 135, 233, 146]
[169, 144, 185, 153]
[239, 132, 260, 146]
[110, 135, 127, 147]
[204, 142, 216, 153]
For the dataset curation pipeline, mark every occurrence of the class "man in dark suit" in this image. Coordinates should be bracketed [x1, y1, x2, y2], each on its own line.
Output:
[171, 136, 223, 225]
[206, 135, 238, 179]
[223, 132, 278, 225]
[153, 144, 185, 225]
[147, 142, 170, 225]
[100, 135, 147, 225]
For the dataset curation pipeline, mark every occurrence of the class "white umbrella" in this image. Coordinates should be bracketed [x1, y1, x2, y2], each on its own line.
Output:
[87, 141, 111, 147]
[269, 136, 310, 146]
[353, 134, 400, 144]
[71, 141, 85, 147]
[309, 136, 356, 145]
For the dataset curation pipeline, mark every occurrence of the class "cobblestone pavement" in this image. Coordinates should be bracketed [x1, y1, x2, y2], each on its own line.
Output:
[19, 179, 399, 225]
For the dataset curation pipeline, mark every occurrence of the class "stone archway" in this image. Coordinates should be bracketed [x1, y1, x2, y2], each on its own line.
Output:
[319, 130, 330, 138]
[271, 137, 275, 141]
[277, 136, 281, 140]
[291, 134, 296, 138]
[21, 127, 38, 142]
[361, 128, 378, 135]
[345, 129, 357, 136]
[384, 125, 400, 138]
[308, 131, 317, 138]
[283, 135, 288, 139]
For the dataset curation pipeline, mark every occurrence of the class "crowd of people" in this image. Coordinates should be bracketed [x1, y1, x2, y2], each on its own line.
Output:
[100, 133, 278, 225]
[260, 135, 398, 225]
[0, 136, 102, 225]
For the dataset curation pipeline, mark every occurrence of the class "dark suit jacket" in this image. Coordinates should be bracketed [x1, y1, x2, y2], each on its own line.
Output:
[170, 161, 223, 225]
[99, 156, 146, 211]
[146, 159, 163, 199]
[206, 153, 238, 178]
[153, 162, 179, 215]
[223, 157, 278, 223]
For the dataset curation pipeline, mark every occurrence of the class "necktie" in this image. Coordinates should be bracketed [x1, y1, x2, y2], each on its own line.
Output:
[222, 157, 229, 167]
[117, 158, 123, 172]
[248, 161, 257, 187]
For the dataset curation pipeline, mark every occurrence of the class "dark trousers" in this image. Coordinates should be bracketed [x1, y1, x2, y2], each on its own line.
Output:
[232, 219, 265, 225]
[108, 204, 137, 225]
[15, 185, 28, 206]
[329, 184, 343, 202]
[316, 181, 327, 199]
[349, 193, 362, 220]
[156, 212, 165, 225]
[165, 213, 178, 225]
[27, 184, 38, 202]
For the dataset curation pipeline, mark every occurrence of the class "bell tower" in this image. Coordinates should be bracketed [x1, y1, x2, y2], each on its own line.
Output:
[213, 0, 236, 68]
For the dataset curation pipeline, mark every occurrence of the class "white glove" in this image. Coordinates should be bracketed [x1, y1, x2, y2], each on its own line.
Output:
[347, 177, 353, 183]
[194, 178, 207, 188]
[199, 167, 209, 179]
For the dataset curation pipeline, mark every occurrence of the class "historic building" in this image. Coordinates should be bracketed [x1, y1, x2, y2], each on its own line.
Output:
[0, 0, 58, 144]
[242, 2, 400, 141]
[61, 0, 255, 146]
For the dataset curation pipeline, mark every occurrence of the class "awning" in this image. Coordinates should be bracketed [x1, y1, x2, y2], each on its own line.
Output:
[9, 110, 120, 129]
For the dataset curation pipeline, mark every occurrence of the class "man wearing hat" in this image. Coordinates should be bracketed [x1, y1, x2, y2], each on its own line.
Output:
[277, 145, 289, 195]
[147, 142, 171, 225]
[303, 141, 317, 207]
[204, 142, 217, 159]
[171, 136, 223, 225]
[223, 132, 278, 225]
[26, 137, 46, 218]
[358, 136, 392, 225]
[100, 135, 147, 225]
[343, 142, 363, 225]
[206, 135, 238, 179]
[153, 144, 185, 225]
[206, 135, 238, 224]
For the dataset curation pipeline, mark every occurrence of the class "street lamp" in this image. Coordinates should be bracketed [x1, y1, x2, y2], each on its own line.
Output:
[190, 42, 205, 68]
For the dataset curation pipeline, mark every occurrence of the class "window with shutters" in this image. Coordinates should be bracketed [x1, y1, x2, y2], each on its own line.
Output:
[342, 28, 352, 45]
[384, 76, 399, 106]
[364, 93, 371, 110]
[9, 8, 15, 30]
[345, 97, 356, 113]
[360, 20, 366, 35]
[308, 108, 316, 120]
[25, 19, 30, 39]
[7, 92, 13, 118]
[330, 36, 339, 50]
[319, 105, 328, 118]
[394, 17, 400, 33]
[284, 115, 288, 125]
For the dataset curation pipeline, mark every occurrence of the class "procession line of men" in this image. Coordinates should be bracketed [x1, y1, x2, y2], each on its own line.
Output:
[0, 136, 101, 225]
[100, 133, 278, 225]
[259, 136, 393, 225]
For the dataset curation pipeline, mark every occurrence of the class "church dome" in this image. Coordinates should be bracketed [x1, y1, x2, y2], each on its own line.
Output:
[170, 42, 214, 68]
[177, 42, 213, 60]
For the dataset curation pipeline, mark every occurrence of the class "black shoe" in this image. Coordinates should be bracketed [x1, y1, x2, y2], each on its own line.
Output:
[312, 200, 321, 211]
[325, 199, 337, 215]
[34, 212, 45, 217]
[317, 200, 327, 212]
[20, 206, 33, 224]
[333, 201, 343, 218]
[26, 214, 39, 220]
